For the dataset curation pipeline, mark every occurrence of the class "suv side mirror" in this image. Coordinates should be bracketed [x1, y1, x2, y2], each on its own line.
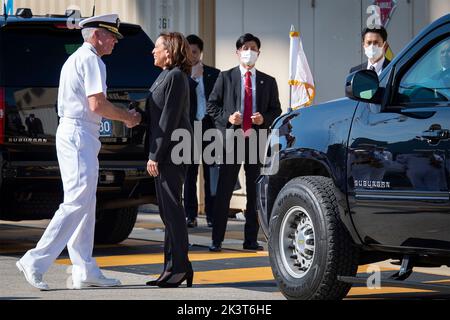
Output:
[345, 69, 380, 103]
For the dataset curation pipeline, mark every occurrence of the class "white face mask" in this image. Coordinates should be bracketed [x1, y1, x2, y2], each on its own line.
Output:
[240, 49, 259, 66]
[364, 44, 384, 61]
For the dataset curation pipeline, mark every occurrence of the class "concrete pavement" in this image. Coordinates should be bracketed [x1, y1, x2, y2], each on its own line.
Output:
[1, 210, 450, 300]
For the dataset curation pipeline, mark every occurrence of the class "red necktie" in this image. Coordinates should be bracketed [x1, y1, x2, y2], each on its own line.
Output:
[243, 71, 252, 135]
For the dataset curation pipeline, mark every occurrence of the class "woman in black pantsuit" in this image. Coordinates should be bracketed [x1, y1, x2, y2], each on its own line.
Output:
[144, 32, 194, 288]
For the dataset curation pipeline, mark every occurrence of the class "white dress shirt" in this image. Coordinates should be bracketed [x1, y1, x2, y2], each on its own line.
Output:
[193, 76, 207, 121]
[367, 56, 386, 76]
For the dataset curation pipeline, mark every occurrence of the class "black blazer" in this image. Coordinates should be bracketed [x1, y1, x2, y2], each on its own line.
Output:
[189, 64, 220, 124]
[206, 66, 282, 140]
[350, 58, 391, 74]
[145, 67, 193, 164]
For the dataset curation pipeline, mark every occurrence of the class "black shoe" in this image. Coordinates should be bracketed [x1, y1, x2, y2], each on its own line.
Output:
[186, 218, 197, 228]
[209, 242, 222, 252]
[146, 279, 159, 286]
[157, 270, 194, 288]
[243, 242, 264, 251]
[145, 271, 171, 286]
[206, 218, 213, 228]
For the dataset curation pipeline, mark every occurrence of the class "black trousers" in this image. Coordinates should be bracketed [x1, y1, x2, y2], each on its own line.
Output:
[184, 117, 219, 221]
[184, 162, 219, 221]
[155, 163, 190, 273]
[212, 161, 261, 245]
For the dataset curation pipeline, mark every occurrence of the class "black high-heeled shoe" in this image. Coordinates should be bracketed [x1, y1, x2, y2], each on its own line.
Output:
[145, 271, 171, 286]
[157, 270, 194, 288]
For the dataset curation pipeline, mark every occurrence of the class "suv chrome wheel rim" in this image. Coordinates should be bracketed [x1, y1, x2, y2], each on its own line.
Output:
[279, 206, 315, 279]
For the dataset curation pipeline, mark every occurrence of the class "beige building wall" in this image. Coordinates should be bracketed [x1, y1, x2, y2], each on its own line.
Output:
[12, 0, 200, 42]
[12, 0, 217, 67]
[13, 0, 139, 23]
[429, 0, 450, 22]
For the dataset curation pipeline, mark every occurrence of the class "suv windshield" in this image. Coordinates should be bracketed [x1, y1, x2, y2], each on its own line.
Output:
[0, 23, 159, 88]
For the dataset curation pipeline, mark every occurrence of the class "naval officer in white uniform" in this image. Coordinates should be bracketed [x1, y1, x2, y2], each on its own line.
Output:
[16, 14, 141, 290]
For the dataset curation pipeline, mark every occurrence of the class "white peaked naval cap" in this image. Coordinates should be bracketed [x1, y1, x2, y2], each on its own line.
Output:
[79, 14, 123, 39]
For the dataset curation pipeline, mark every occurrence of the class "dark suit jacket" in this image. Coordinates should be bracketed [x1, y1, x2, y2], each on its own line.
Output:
[145, 67, 193, 164]
[206, 66, 282, 141]
[350, 58, 391, 74]
[189, 64, 220, 125]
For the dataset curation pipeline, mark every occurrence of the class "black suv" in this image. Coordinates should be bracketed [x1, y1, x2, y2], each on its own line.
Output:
[257, 14, 450, 299]
[0, 10, 160, 243]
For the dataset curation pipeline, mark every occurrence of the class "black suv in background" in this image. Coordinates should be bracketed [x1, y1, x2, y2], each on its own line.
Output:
[0, 10, 160, 243]
[257, 14, 450, 299]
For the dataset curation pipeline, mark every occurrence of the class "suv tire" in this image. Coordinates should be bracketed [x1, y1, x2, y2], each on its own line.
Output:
[269, 176, 359, 300]
[95, 207, 138, 244]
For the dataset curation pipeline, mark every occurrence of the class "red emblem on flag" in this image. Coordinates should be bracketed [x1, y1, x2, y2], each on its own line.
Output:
[374, 0, 398, 26]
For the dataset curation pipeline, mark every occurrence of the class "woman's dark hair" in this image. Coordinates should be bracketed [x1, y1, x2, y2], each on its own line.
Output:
[236, 33, 261, 50]
[362, 26, 388, 42]
[186, 34, 204, 52]
[159, 32, 193, 75]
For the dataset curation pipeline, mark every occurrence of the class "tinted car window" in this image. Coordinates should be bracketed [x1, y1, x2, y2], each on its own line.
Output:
[397, 37, 450, 104]
[0, 24, 159, 88]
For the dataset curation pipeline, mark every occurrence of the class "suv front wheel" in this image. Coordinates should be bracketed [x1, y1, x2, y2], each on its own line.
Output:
[269, 176, 359, 300]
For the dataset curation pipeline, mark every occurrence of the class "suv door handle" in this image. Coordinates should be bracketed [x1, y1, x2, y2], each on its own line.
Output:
[417, 128, 449, 144]
[421, 129, 449, 139]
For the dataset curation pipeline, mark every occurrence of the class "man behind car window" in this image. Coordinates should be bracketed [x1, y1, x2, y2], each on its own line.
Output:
[433, 41, 450, 87]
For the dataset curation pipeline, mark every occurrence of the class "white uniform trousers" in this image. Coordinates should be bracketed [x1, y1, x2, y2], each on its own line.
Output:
[20, 118, 102, 281]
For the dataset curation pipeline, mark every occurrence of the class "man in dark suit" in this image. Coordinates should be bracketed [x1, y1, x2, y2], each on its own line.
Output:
[207, 33, 282, 251]
[350, 26, 390, 75]
[184, 35, 221, 228]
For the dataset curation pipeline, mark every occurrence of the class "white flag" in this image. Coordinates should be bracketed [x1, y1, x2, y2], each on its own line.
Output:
[289, 25, 315, 109]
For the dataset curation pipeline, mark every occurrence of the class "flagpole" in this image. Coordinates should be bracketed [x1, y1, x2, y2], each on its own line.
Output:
[92, 0, 96, 16]
[288, 25, 295, 113]
[3, 1, 7, 20]
[288, 86, 292, 113]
